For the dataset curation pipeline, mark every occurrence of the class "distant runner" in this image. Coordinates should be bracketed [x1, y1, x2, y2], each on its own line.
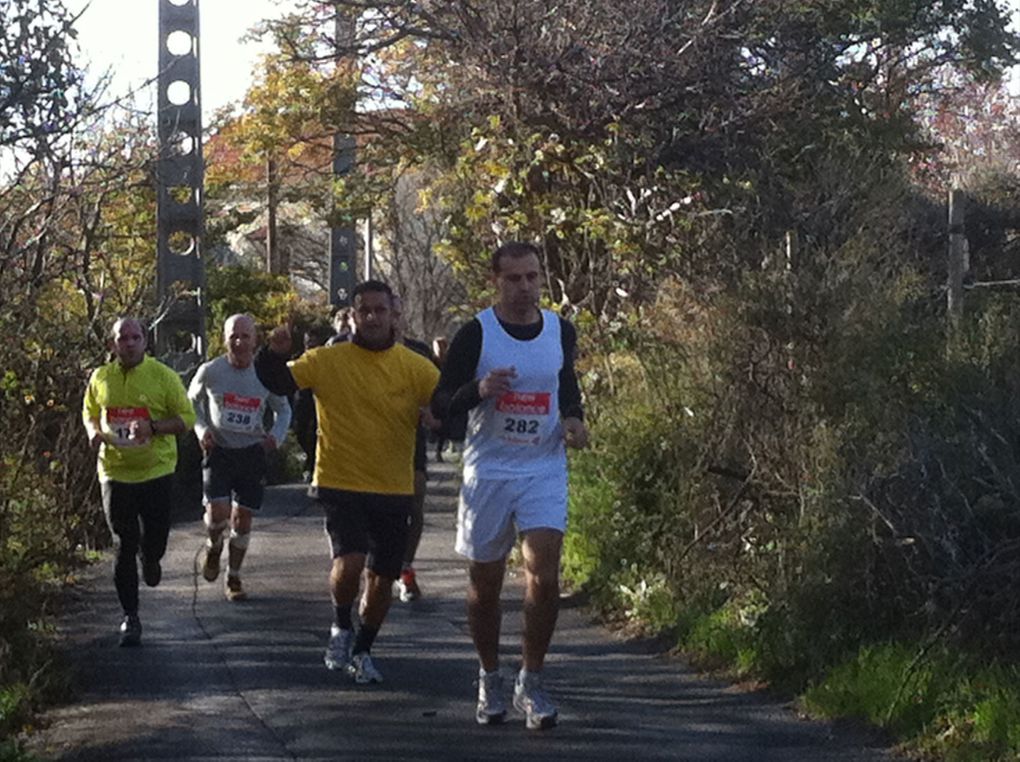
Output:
[188, 314, 291, 601]
[390, 294, 435, 604]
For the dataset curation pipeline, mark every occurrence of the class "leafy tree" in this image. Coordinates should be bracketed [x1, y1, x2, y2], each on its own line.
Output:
[0, 0, 93, 154]
[204, 49, 358, 283]
[911, 70, 1020, 284]
[250, 1, 1011, 330]
[0, 2, 164, 742]
[259, 2, 1020, 704]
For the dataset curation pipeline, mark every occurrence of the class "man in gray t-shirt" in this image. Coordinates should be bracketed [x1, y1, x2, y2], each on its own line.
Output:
[188, 314, 291, 601]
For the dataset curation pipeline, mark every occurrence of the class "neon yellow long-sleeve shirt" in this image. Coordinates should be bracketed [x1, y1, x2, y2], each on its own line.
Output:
[82, 355, 196, 483]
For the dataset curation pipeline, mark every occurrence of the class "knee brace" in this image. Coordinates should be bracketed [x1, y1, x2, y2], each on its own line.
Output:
[204, 513, 229, 530]
[228, 528, 251, 550]
[204, 516, 229, 546]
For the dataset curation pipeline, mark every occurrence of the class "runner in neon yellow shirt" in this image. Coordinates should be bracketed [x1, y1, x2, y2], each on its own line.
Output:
[83, 317, 196, 646]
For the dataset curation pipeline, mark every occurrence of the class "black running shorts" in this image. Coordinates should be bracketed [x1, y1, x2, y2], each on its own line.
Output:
[315, 487, 412, 580]
[202, 443, 267, 510]
[414, 425, 427, 474]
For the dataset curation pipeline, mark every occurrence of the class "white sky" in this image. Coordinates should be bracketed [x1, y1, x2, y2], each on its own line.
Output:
[70, 0, 1020, 120]
[71, 0, 298, 121]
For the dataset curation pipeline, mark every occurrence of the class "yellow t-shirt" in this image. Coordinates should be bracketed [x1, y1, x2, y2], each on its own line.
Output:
[289, 341, 439, 495]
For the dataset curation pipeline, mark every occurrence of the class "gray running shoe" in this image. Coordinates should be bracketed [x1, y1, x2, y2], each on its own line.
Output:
[513, 671, 558, 730]
[348, 652, 384, 684]
[119, 614, 142, 647]
[224, 575, 247, 601]
[324, 625, 352, 671]
[475, 669, 507, 725]
[201, 543, 221, 582]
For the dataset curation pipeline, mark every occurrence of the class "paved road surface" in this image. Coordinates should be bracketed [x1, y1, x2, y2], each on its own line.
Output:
[27, 461, 893, 761]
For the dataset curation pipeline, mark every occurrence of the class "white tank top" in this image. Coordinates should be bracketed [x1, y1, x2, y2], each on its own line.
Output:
[463, 307, 566, 479]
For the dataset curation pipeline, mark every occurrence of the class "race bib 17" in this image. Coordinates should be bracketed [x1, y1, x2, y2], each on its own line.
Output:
[105, 406, 151, 448]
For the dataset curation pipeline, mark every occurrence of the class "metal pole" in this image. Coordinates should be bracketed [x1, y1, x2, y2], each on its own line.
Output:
[364, 215, 373, 281]
[266, 156, 278, 273]
[328, 5, 357, 307]
[948, 187, 965, 331]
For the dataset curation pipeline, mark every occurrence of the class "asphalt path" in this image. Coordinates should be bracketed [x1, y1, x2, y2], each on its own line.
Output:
[27, 460, 894, 761]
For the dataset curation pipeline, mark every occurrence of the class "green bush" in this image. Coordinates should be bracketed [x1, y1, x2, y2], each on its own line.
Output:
[806, 646, 1020, 761]
[204, 264, 332, 353]
[803, 643, 950, 737]
[565, 202, 1020, 758]
[0, 738, 34, 762]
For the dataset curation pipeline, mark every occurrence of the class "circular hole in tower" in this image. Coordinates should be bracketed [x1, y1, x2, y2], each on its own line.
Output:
[166, 80, 191, 106]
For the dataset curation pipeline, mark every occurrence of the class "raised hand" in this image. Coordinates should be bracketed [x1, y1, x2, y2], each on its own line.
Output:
[267, 323, 293, 357]
[478, 366, 516, 399]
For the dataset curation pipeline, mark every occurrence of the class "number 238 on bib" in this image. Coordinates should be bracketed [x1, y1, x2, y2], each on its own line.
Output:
[221, 392, 262, 433]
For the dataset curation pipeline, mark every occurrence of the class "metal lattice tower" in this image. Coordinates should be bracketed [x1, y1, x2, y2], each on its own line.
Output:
[156, 0, 205, 362]
[329, 133, 357, 306]
[329, 9, 357, 308]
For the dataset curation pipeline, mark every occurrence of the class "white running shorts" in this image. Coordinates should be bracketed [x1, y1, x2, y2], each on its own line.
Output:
[455, 472, 568, 562]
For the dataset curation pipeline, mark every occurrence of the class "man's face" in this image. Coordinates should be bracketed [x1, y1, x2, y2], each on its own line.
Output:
[224, 316, 256, 367]
[352, 290, 394, 348]
[494, 252, 542, 314]
[112, 319, 147, 368]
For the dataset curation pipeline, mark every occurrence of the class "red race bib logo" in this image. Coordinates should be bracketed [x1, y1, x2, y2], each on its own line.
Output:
[105, 407, 151, 447]
[495, 392, 550, 416]
[223, 393, 261, 412]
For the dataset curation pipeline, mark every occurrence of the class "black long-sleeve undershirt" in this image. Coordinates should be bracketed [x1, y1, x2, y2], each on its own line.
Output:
[254, 346, 298, 397]
[430, 313, 584, 422]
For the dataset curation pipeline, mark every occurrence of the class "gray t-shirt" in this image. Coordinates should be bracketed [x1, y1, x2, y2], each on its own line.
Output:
[188, 355, 291, 449]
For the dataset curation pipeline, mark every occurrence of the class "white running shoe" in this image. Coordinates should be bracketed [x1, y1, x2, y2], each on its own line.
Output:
[513, 670, 558, 730]
[397, 568, 421, 602]
[348, 652, 384, 684]
[324, 625, 352, 671]
[475, 669, 507, 725]
[118, 614, 142, 648]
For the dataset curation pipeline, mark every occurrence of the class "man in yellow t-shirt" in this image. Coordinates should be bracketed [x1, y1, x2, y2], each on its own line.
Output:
[255, 280, 439, 684]
[82, 317, 196, 647]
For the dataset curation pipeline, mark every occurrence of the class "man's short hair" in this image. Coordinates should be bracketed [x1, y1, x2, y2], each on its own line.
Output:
[111, 316, 147, 339]
[352, 279, 394, 303]
[492, 241, 541, 273]
[223, 313, 255, 334]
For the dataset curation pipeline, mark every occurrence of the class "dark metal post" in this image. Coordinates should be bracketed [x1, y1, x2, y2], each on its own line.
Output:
[156, 0, 205, 363]
[948, 188, 966, 331]
[267, 156, 279, 274]
[328, 7, 357, 307]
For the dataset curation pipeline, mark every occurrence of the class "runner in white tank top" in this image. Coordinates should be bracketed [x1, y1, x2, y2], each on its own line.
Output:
[462, 306, 566, 481]
[430, 242, 589, 730]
